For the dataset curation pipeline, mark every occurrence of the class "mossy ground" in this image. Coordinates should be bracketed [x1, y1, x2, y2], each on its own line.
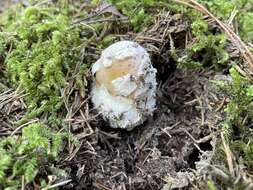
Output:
[0, 0, 253, 189]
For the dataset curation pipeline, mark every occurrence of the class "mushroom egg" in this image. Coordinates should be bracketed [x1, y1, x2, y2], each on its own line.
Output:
[91, 41, 157, 130]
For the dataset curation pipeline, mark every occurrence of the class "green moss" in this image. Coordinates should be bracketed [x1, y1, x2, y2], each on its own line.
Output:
[109, 0, 167, 31]
[232, 141, 253, 172]
[202, 0, 253, 42]
[97, 35, 117, 49]
[170, 0, 253, 69]
[215, 68, 253, 173]
[221, 68, 253, 128]
[0, 123, 63, 189]
[0, 2, 88, 188]
[177, 19, 229, 69]
[0, 4, 87, 124]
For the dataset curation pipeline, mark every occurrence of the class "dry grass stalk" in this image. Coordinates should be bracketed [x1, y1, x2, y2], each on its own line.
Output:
[221, 132, 235, 178]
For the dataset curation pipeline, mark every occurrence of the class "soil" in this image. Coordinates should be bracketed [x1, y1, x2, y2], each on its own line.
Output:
[60, 68, 225, 190]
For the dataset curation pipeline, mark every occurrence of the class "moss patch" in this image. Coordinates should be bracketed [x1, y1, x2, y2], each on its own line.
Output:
[0, 4, 86, 124]
[0, 123, 63, 189]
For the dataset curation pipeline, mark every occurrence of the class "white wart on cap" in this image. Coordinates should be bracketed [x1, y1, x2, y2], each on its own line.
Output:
[91, 41, 157, 131]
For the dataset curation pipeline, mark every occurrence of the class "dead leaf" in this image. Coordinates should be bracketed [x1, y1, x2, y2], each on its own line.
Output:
[94, 1, 127, 19]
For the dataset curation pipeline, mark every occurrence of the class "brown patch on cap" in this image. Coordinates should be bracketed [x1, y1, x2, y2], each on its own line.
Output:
[95, 57, 136, 95]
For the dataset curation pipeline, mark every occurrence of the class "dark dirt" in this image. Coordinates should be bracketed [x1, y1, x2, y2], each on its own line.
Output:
[60, 68, 225, 190]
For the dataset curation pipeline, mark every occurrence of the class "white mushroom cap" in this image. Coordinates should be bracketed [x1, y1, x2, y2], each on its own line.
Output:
[91, 41, 157, 130]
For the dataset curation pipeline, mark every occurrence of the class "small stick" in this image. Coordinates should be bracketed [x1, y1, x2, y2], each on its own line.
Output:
[11, 119, 39, 136]
[41, 179, 72, 190]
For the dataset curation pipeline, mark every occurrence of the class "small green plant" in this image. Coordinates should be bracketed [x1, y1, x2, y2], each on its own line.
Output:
[0, 123, 63, 189]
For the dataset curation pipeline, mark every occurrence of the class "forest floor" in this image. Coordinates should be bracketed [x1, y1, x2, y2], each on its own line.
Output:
[0, 0, 253, 190]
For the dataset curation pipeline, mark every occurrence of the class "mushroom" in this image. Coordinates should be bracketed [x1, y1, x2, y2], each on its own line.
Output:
[91, 41, 157, 130]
